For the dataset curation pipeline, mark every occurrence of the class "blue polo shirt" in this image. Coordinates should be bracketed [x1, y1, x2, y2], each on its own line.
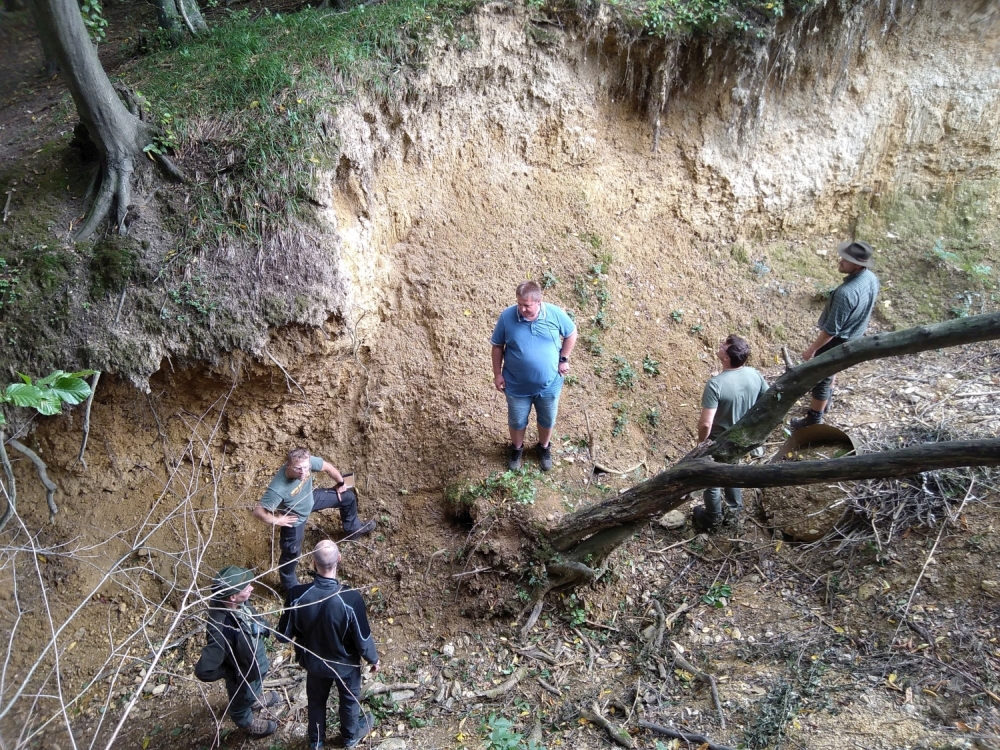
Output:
[491, 303, 576, 397]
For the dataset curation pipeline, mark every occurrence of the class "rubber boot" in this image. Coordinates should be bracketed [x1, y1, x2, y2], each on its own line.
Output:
[790, 408, 823, 431]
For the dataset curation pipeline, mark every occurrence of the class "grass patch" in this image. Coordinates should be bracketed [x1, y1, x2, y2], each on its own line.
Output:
[129, 0, 480, 244]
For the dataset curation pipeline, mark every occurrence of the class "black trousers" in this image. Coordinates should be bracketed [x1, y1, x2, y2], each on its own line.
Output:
[278, 488, 361, 590]
[306, 667, 362, 745]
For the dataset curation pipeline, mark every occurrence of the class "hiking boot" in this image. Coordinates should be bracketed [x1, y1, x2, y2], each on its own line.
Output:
[537, 442, 553, 472]
[790, 408, 824, 431]
[691, 506, 722, 533]
[345, 520, 376, 539]
[508, 444, 524, 471]
[256, 690, 282, 710]
[247, 718, 277, 737]
[344, 711, 375, 748]
[308, 743, 324, 750]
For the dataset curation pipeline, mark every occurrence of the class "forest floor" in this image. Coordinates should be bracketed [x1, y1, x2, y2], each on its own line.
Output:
[1, 2, 1000, 750]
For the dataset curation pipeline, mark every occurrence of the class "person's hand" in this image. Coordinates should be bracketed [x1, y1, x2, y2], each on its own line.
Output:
[494, 374, 506, 392]
[273, 514, 298, 528]
[370, 661, 381, 673]
[801, 346, 816, 361]
[558, 361, 570, 376]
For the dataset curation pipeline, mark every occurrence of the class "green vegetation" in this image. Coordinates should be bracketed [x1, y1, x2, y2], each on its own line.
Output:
[701, 582, 731, 607]
[612, 355, 636, 388]
[445, 468, 542, 518]
[611, 401, 628, 436]
[89, 236, 141, 298]
[131, 0, 479, 243]
[540, 269, 559, 289]
[0, 370, 94, 424]
[642, 354, 660, 375]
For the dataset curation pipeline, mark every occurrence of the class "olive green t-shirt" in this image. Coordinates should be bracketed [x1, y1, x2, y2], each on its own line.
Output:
[701, 367, 769, 438]
[259, 455, 325, 527]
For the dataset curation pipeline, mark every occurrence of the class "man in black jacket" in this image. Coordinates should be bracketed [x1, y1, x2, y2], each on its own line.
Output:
[280, 540, 380, 750]
[194, 566, 280, 737]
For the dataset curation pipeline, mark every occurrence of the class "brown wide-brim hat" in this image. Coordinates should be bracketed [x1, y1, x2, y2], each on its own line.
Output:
[837, 240, 875, 268]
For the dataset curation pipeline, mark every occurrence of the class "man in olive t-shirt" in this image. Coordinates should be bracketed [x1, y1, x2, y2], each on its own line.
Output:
[692, 335, 768, 532]
[253, 447, 375, 590]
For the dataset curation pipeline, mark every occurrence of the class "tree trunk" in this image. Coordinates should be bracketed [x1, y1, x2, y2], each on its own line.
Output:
[28, 0, 153, 240]
[150, 0, 185, 46]
[548, 312, 1000, 572]
[152, 0, 207, 45]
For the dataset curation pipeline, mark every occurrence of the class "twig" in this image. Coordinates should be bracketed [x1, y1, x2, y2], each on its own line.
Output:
[425, 548, 447, 582]
[673, 653, 725, 729]
[264, 348, 307, 400]
[451, 567, 491, 578]
[8, 439, 58, 521]
[639, 720, 737, 750]
[581, 701, 634, 748]
[0, 431, 17, 531]
[114, 289, 127, 325]
[584, 410, 596, 462]
[572, 626, 597, 671]
[2, 190, 12, 222]
[594, 461, 645, 476]
[537, 677, 561, 697]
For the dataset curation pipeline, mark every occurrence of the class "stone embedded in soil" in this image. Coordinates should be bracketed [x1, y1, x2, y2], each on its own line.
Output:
[658, 510, 685, 529]
[390, 690, 415, 702]
[377, 739, 407, 750]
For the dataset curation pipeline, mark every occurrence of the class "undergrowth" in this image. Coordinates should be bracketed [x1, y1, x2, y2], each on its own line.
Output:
[129, 0, 479, 245]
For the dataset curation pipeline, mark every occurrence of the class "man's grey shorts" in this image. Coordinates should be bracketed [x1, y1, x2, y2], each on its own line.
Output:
[505, 385, 562, 430]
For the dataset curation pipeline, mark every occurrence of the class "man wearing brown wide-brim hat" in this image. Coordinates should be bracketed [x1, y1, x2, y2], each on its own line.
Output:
[790, 239, 880, 430]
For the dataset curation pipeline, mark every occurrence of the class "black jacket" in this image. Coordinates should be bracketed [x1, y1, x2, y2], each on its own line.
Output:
[194, 603, 269, 684]
[279, 575, 379, 678]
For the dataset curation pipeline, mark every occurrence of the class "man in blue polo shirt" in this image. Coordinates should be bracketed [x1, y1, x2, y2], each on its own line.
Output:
[491, 281, 577, 471]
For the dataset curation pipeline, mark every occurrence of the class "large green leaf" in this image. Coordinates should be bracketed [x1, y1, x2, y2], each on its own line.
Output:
[34, 370, 67, 387]
[49, 376, 92, 405]
[4, 383, 44, 408]
[35, 393, 63, 416]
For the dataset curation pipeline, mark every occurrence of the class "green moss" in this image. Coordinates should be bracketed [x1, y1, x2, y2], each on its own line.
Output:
[89, 236, 140, 298]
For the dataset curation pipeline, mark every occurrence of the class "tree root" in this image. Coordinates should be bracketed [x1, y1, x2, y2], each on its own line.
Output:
[8, 439, 58, 522]
[152, 152, 185, 183]
[638, 720, 736, 750]
[362, 681, 419, 699]
[672, 653, 725, 729]
[73, 159, 135, 241]
[73, 371, 100, 471]
[581, 701, 634, 748]
[472, 665, 528, 700]
[0, 433, 15, 532]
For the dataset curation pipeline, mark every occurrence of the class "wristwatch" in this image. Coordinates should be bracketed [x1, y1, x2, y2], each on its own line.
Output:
[559, 356, 569, 363]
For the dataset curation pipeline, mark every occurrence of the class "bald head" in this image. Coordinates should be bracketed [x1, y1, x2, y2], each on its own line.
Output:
[313, 540, 341, 575]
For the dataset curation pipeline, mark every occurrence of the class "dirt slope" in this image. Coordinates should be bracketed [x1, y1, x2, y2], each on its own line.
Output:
[1, 1, 999, 748]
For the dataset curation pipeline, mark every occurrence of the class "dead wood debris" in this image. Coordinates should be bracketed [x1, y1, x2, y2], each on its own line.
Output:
[581, 701, 634, 748]
[639, 719, 737, 750]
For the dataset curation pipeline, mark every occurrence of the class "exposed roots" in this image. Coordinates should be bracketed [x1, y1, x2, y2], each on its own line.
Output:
[73, 158, 135, 241]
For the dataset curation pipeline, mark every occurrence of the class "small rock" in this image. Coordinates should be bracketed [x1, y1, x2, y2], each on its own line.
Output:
[857, 581, 882, 601]
[609, 652, 622, 663]
[981, 580, 998, 595]
[546, 514, 555, 521]
[731, 627, 742, 640]
[641, 625, 657, 642]
[658, 510, 686, 530]
[390, 690, 415, 703]
[450, 680, 462, 699]
[377, 740, 407, 750]
[441, 643, 455, 658]
[151, 683, 167, 696]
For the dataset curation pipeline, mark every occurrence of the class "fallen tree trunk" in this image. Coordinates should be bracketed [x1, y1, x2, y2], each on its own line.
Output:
[548, 312, 1000, 570]
[549, 438, 1000, 554]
